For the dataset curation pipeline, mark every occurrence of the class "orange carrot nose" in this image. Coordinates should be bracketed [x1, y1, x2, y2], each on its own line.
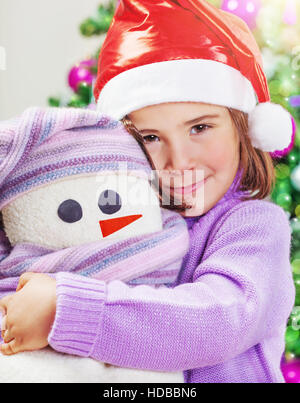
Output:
[99, 214, 143, 238]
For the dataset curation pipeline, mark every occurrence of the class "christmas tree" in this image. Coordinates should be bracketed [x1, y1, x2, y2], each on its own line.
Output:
[48, 0, 116, 109]
[48, 0, 300, 381]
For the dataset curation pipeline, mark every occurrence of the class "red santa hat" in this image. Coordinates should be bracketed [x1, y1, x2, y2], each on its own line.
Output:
[94, 0, 294, 153]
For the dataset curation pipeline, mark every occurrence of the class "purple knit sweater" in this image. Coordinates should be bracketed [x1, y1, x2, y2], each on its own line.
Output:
[44, 169, 295, 383]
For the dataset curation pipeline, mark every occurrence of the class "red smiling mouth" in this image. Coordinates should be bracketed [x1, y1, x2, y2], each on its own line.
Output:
[99, 214, 143, 237]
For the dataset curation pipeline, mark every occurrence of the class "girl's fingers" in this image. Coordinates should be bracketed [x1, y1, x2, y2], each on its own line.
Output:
[1, 339, 21, 355]
[16, 272, 36, 292]
[0, 295, 11, 315]
[1, 315, 7, 340]
[3, 328, 14, 343]
[1, 316, 14, 343]
[1, 315, 7, 331]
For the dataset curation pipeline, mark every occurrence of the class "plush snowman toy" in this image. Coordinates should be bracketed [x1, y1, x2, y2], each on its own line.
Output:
[0, 107, 189, 383]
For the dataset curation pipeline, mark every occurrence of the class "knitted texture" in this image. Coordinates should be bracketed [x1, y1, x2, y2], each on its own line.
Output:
[0, 106, 151, 210]
[0, 207, 189, 286]
[46, 169, 296, 383]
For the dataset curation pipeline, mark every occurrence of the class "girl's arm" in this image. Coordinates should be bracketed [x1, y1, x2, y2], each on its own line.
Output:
[48, 202, 295, 371]
[0, 209, 187, 353]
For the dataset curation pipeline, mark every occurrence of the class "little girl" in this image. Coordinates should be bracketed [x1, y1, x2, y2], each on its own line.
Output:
[0, 0, 296, 383]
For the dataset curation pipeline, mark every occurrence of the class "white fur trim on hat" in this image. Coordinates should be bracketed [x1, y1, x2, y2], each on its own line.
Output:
[96, 59, 257, 120]
[248, 102, 293, 152]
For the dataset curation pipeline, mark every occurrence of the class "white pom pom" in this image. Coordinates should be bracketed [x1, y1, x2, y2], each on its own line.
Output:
[248, 102, 293, 152]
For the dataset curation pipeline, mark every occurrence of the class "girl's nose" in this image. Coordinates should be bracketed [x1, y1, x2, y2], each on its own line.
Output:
[165, 141, 195, 172]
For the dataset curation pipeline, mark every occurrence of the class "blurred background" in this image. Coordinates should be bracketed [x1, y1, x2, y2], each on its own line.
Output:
[1, 0, 300, 383]
[0, 0, 107, 120]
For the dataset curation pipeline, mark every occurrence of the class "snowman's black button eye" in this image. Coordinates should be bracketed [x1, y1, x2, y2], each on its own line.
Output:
[98, 189, 122, 215]
[57, 199, 83, 223]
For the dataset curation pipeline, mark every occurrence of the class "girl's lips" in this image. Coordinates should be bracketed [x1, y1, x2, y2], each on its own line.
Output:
[171, 177, 209, 195]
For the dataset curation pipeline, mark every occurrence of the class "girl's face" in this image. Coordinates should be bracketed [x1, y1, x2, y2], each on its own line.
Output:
[128, 102, 240, 217]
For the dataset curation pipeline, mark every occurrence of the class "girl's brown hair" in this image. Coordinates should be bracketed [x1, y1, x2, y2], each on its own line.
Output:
[121, 107, 277, 209]
[227, 108, 277, 201]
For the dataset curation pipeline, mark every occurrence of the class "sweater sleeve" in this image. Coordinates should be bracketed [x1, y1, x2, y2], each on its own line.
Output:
[48, 202, 295, 371]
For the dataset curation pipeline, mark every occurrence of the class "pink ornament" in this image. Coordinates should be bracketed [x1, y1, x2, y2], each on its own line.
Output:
[281, 359, 300, 383]
[289, 95, 300, 108]
[221, 0, 261, 30]
[270, 115, 297, 159]
[68, 63, 94, 91]
[79, 58, 97, 69]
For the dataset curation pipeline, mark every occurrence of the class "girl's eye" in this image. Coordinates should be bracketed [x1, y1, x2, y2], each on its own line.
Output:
[141, 134, 160, 144]
[190, 124, 211, 134]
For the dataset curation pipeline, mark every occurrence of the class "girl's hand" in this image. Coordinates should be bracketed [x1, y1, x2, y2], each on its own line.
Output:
[0, 273, 56, 355]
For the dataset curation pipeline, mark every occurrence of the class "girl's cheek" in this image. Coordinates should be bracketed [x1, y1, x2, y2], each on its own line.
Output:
[205, 131, 238, 170]
[147, 144, 166, 170]
[144, 143, 158, 162]
[215, 146, 230, 167]
[203, 139, 227, 170]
